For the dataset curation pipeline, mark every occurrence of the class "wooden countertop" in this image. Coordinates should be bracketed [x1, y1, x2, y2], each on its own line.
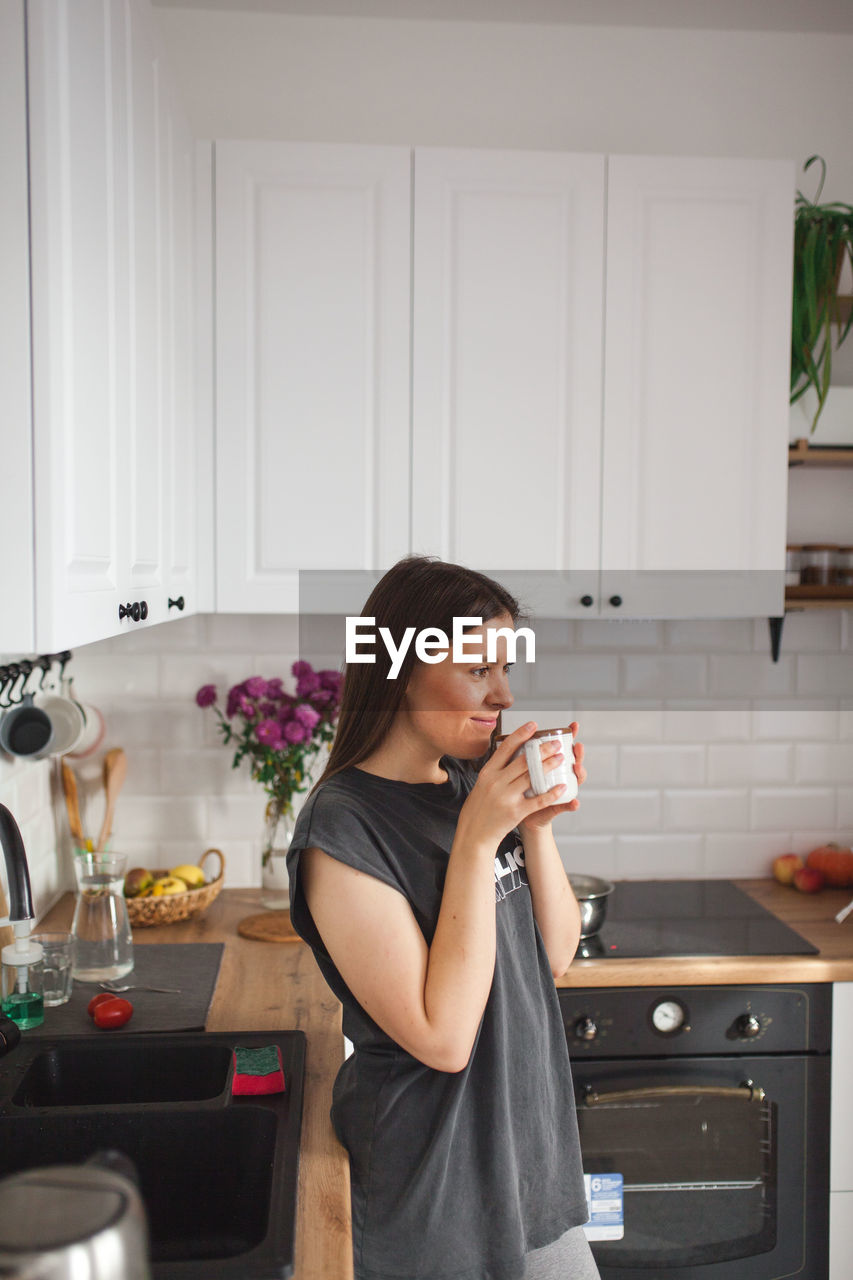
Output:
[38, 877, 853, 1280]
[556, 878, 853, 989]
[39, 888, 354, 1280]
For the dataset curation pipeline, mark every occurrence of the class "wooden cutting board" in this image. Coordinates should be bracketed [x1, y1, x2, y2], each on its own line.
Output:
[237, 910, 301, 943]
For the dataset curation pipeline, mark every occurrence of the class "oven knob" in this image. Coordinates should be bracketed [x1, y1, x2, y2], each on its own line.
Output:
[574, 1016, 598, 1042]
[736, 1014, 761, 1038]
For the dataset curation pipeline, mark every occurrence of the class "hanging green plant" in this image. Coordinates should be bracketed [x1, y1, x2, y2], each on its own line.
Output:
[791, 155, 853, 433]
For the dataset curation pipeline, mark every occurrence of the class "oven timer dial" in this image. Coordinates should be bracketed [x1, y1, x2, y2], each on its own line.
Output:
[735, 1013, 762, 1039]
[650, 998, 689, 1036]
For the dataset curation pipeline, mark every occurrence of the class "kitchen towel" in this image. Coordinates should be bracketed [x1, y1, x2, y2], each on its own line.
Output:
[28, 943, 224, 1036]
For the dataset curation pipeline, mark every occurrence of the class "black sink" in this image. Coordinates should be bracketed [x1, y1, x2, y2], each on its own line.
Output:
[0, 1031, 306, 1278]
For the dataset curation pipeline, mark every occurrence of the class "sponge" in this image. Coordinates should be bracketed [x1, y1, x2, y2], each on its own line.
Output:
[232, 1045, 286, 1095]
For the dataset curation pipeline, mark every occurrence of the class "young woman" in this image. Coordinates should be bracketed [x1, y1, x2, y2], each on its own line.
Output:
[287, 557, 600, 1280]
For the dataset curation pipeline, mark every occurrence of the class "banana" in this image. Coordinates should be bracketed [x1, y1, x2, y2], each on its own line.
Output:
[152, 875, 189, 896]
[169, 863, 206, 889]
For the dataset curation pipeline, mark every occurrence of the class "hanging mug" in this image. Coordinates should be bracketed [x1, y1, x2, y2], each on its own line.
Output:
[0, 694, 54, 759]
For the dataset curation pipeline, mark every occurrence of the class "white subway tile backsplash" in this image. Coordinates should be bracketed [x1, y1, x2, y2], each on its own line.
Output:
[707, 744, 793, 786]
[769, 610, 843, 652]
[557, 835, 616, 878]
[619, 745, 705, 787]
[663, 708, 752, 742]
[705, 833, 790, 878]
[837, 791, 853, 828]
[750, 788, 836, 832]
[708, 654, 795, 698]
[579, 709, 664, 743]
[615, 835, 704, 878]
[666, 619, 753, 651]
[576, 619, 664, 649]
[115, 797, 207, 843]
[794, 743, 853, 785]
[568, 789, 661, 833]
[68, 652, 160, 698]
[622, 655, 708, 698]
[663, 789, 750, 832]
[158, 749, 255, 797]
[206, 614, 300, 651]
[158, 653, 248, 701]
[796, 654, 853, 698]
[752, 707, 840, 740]
[532, 653, 620, 699]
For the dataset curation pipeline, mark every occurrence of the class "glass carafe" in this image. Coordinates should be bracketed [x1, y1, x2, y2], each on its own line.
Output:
[71, 853, 134, 981]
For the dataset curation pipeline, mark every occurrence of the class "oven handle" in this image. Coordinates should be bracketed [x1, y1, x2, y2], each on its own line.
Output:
[581, 1079, 766, 1106]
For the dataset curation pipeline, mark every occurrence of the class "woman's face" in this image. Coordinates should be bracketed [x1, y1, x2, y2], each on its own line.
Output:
[400, 613, 516, 760]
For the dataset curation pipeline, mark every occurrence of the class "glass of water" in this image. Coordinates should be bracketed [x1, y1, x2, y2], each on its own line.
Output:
[30, 932, 74, 1006]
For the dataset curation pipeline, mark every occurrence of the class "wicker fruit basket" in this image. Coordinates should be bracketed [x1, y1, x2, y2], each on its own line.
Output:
[126, 848, 225, 929]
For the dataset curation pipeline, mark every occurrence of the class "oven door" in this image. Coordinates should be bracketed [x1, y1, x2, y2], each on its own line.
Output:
[571, 1054, 829, 1279]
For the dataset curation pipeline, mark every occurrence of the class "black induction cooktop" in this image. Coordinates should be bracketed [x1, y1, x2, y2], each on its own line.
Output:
[575, 879, 819, 959]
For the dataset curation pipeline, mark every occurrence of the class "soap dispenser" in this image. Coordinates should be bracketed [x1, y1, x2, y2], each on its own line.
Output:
[0, 804, 44, 1029]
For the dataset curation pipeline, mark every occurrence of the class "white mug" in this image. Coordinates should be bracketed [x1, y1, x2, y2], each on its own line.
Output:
[497, 727, 578, 800]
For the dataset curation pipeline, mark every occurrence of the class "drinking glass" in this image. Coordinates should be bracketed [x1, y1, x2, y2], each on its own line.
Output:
[30, 932, 74, 1006]
[71, 853, 134, 981]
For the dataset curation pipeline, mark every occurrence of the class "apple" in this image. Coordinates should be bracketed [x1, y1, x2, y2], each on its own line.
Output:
[793, 865, 824, 894]
[772, 853, 803, 886]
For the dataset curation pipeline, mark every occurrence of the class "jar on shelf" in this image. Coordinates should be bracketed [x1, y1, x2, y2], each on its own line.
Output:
[785, 545, 802, 587]
[799, 544, 840, 584]
[837, 546, 853, 586]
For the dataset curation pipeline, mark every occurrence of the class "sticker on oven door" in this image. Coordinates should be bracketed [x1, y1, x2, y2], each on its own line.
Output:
[582, 1173, 624, 1241]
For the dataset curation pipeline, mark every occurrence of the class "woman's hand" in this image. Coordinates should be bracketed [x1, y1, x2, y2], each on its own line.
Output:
[519, 721, 586, 834]
[456, 722, 569, 850]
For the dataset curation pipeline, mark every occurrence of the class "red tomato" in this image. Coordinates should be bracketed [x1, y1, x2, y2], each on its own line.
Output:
[87, 993, 117, 1017]
[92, 997, 133, 1029]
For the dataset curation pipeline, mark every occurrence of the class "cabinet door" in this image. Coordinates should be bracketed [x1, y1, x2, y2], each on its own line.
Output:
[28, 0, 128, 650]
[831, 982, 853, 1192]
[601, 156, 793, 618]
[411, 148, 604, 618]
[0, 0, 33, 653]
[215, 142, 411, 612]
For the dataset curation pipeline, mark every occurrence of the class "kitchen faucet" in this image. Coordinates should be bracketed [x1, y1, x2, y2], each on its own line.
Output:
[0, 803, 44, 1029]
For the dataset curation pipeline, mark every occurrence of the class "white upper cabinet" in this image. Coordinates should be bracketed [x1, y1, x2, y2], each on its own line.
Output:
[411, 148, 605, 617]
[600, 156, 794, 617]
[215, 142, 411, 612]
[0, 0, 33, 653]
[18, 0, 202, 653]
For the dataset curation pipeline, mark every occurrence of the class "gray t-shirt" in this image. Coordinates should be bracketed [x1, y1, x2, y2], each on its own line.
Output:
[287, 757, 589, 1280]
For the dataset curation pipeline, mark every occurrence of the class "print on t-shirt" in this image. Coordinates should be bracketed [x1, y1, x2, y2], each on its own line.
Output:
[494, 842, 528, 902]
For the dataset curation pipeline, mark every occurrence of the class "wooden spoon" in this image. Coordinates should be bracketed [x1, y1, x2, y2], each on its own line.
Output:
[60, 758, 84, 846]
[96, 748, 128, 853]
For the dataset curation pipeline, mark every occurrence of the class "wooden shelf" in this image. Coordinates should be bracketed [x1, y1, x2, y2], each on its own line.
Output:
[789, 438, 853, 467]
[785, 585, 853, 611]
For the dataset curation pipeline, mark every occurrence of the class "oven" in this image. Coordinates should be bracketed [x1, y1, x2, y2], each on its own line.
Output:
[561, 983, 831, 1279]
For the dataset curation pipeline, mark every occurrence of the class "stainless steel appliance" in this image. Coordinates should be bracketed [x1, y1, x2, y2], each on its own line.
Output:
[562, 881, 830, 1279]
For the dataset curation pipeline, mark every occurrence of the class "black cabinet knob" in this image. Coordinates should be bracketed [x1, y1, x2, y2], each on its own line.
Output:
[580, 595, 594, 608]
[119, 603, 132, 621]
[168, 596, 185, 612]
[139, 600, 148, 621]
[609, 595, 623, 608]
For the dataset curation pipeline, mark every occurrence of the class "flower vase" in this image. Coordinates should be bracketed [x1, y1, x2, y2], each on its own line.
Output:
[259, 800, 293, 911]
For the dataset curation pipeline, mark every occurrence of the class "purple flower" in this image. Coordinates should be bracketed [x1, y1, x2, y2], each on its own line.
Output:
[255, 719, 285, 750]
[195, 684, 217, 708]
[259, 700, 279, 718]
[283, 719, 307, 744]
[319, 669, 342, 693]
[291, 660, 313, 679]
[266, 678, 284, 698]
[226, 683, 245, 718]
[309, 687, 333, 706]
[244, 676, 268, 698]
[293, 703, 320, 731]
[296, 672, 321, 697]
[236, 693, 255, 718]
[277, 701, 294, 724]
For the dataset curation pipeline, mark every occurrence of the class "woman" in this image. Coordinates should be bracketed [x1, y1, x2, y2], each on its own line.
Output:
[287, 557, 599, 1280]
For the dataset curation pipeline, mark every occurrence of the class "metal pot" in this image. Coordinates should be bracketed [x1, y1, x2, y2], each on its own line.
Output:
[568, 874, 614, 937]
[0, 1152, 150, 1279]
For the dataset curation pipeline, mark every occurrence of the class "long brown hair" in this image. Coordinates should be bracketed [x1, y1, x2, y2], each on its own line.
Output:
[316, 556, 522, 789]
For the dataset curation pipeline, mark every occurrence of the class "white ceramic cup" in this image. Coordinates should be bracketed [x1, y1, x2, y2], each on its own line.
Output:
[497, 727, 579, 800]
[34, 694, 86, 757]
